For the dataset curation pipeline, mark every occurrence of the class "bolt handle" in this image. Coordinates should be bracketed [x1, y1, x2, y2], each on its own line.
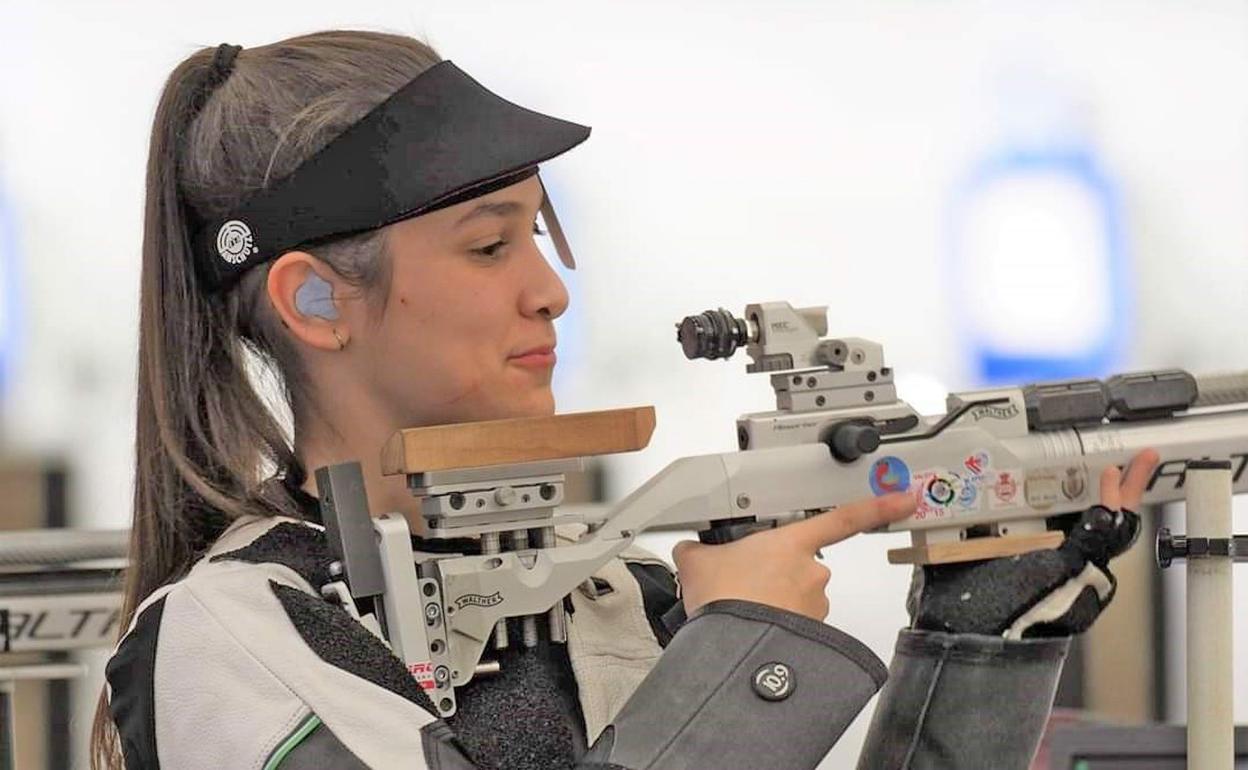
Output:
[825, 422, 882, 463]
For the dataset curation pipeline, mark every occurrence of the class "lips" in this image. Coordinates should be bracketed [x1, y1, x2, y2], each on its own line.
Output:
[512, 345, 555, 358]
[508, 344, 557, 368]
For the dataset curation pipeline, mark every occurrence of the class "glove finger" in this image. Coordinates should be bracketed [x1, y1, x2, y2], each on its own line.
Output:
[1065, 505, 1119, 564]
[1105, 508, 1141, 560]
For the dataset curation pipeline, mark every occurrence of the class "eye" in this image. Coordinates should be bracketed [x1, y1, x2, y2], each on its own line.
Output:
[471, 239, 507, 259]
[470, 222, 546, 260]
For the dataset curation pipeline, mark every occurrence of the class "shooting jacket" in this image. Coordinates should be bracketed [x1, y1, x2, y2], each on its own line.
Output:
[106, 512, 1068, 770]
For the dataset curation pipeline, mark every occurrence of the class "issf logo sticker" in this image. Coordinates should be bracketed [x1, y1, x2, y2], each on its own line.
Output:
[869, 456, 911, 496]
[923, 473, 959, 507]
[912, 468, 988, 519]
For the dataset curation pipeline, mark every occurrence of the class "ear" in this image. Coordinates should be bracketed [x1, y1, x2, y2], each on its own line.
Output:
[267, 251, 349, 352]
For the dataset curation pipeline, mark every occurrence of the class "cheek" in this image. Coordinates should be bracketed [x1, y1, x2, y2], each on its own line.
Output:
[379, 279, 514, 398]
[366, 253, 553, 422]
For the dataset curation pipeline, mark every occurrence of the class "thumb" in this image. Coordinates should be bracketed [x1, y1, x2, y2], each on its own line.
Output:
[671, 539, 701, 568]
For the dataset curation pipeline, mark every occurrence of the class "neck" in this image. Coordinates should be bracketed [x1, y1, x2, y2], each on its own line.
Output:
[294, 403, 426, 535]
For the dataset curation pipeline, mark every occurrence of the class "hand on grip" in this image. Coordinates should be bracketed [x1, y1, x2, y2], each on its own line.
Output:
[674, 493, 916, 620]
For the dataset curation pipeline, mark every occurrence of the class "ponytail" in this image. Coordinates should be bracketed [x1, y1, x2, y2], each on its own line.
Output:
[90, 31, 440, 768]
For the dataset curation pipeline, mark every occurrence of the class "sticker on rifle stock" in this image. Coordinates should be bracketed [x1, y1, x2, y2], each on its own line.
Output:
[913, 470, 956, 519]
[869, 456, 911, 496]
[912, 466, 987, 520]
[990, 470, 1021, 509]
[957, 476, 979, 508]
[1024, 470, 1061, 510]
[1061, 466, 1088, 502]
[924, 472, 958, 507]
[409, 661, 437, 690]
[963, 451, 990, 476]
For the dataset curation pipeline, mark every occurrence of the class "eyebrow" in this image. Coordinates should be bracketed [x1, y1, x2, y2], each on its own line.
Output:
[454, 200, 526, 227]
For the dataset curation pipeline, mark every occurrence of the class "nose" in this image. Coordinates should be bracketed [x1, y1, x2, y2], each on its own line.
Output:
[518, 240, 570, 321]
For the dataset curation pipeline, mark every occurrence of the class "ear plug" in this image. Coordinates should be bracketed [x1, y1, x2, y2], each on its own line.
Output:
[294, 272, 338, 321]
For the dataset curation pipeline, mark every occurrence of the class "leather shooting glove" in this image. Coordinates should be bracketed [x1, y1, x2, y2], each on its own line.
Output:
[910, 504, 1140, 639]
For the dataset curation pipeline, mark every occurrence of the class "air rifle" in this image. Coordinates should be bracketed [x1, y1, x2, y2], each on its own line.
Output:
[315, 301, 1248, 717]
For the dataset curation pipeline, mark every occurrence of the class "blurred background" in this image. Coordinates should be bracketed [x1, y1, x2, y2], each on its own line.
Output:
[1, 0, 1246, 766]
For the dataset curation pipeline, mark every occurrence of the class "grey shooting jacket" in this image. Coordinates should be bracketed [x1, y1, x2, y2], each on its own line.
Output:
[106, 515, 1068, 769]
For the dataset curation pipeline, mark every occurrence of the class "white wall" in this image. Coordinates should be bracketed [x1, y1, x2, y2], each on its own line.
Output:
[2, 1, 1247, 766]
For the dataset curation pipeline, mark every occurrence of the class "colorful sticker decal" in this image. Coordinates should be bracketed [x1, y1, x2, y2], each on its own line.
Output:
[990, 470, 1021, 509]
[957, 476, 979, 508]
[869, 456, 911, 496]
[910, 471, 934, 519]
[913, 470, 955, 520]
[409, 661, 437, 690]
[911, 467, 988, 519]
[925, 473, 959, 507]
[964, 451, 991, 477]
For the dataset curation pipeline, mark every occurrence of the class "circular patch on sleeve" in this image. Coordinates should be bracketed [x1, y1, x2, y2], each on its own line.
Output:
[752, 662, 795, 701]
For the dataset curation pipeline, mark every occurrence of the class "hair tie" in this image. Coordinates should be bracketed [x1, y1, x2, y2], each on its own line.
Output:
[207, 43, 242, 89]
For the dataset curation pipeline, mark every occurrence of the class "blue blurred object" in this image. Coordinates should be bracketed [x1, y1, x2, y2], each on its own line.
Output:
[950, 81, 1130, 386]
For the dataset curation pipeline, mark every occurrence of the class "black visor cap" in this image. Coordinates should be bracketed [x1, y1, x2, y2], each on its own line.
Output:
[193, 60, 590, 291]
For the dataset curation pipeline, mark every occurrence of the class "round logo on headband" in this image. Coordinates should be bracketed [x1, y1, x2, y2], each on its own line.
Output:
[216, 220, 257, 265]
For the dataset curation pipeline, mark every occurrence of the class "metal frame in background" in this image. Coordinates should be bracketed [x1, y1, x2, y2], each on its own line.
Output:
[1046, 724, 1248, 768]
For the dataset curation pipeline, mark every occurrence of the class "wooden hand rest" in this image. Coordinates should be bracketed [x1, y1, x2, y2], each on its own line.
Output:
[886, 531, 1065, 566]
[382, 406, 656, 475]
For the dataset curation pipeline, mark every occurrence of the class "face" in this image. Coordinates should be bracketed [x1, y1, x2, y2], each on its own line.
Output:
[351, 175, 569, 427]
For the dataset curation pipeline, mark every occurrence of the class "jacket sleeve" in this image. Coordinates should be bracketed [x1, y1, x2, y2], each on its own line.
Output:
[106, 560, 443, 769]
[579, 600, 889, 770]
[855, 629, 1069, 770]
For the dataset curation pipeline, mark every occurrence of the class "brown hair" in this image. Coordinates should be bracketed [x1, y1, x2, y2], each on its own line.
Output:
[90, 31, 440, 768]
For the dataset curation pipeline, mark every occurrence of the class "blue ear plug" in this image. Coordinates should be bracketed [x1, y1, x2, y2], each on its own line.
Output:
[294, 272, 338, 321]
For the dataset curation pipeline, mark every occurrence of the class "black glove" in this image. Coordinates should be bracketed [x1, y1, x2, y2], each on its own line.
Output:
[910, 505, 1140, 639]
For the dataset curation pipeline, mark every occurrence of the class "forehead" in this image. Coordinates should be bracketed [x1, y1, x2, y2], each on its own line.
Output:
[442, 176, 545, 227]
[387, 175, 544, 245]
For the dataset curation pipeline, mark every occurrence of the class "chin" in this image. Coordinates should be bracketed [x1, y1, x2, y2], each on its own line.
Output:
[513, 391, 557, 418]
[473, 390, 555, 423]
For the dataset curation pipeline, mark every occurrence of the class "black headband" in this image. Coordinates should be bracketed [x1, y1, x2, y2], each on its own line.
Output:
[191, 60, 590, 291]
